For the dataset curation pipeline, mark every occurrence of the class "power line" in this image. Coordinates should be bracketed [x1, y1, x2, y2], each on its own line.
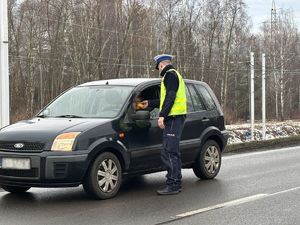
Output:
[9, 55, 153, 68]
[9, 50, 216, 64]
[9, 54, 300, 76]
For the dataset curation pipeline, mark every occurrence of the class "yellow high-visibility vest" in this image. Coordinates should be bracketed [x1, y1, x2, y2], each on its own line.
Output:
[159, 69, 187, 116]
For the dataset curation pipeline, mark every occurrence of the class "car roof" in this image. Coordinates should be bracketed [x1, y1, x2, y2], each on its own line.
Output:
[79, 78, 207, 87]
[79, 78, 160, 87]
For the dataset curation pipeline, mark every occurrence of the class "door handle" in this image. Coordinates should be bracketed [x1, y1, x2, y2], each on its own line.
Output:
[201, 118, 210, 122]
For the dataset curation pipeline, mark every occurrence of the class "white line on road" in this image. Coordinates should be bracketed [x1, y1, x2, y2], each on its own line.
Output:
[269, 186, 300, 197]
[224, 145, 300, 160]
[175, 194, 268, 218]
[175, 185, 300, 219]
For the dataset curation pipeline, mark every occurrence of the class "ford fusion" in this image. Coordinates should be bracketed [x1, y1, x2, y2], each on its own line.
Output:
[0, 78, 228, 199]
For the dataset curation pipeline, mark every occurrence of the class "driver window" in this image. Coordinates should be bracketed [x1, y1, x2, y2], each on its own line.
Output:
[133, 84, 160, 119]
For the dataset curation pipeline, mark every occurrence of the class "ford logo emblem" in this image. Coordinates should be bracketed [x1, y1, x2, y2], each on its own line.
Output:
[14, 143, 24, 149]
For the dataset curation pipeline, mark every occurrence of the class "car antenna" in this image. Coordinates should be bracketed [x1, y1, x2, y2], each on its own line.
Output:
[106, 81, 109, 85]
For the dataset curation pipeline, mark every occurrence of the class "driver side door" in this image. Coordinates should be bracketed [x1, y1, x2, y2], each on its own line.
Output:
[126, 83, 164, 171]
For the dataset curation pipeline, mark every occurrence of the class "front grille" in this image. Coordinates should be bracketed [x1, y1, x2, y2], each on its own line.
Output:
[0, 168, 38, 178]
[0, 142, 45, 152]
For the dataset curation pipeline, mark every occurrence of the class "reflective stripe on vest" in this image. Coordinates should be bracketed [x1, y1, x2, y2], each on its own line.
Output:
[159, 69, 187, 116]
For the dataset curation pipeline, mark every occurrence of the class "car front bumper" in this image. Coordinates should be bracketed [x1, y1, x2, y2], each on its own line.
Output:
[0, 151, 89, 188]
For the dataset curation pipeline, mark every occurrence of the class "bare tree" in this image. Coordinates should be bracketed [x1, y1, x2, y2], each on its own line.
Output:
[7, 0, 300, 123]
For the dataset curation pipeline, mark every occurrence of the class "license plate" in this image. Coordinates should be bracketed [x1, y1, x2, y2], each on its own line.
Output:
[1, 158, 31, 170]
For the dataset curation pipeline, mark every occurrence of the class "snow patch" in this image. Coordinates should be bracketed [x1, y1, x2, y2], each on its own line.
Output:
[226, 121, 300, 145]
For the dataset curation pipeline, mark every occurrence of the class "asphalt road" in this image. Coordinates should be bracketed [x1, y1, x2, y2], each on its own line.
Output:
[0, 146, 300, 225]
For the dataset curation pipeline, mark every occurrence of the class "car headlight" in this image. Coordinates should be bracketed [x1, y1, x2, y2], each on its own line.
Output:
[51, 132, 81, 152]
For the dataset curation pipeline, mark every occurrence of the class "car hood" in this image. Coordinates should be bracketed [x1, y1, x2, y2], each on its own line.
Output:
[0, 117, 112, 145]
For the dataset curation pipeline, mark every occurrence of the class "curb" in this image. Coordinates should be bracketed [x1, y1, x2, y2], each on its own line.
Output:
[224, 135, 300, 154]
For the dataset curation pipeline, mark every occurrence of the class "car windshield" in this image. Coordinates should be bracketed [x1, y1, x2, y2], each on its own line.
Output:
[38, 85, 134, 118]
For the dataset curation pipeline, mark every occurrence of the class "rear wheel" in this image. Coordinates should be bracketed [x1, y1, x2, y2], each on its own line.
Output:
[193, 140, 221, 179]
[1, 185, 30, 194]
[83, 152, 122, 200]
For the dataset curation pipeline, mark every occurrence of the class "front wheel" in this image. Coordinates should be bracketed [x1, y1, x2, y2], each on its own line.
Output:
[83, 152, 122, 200]
[193, 140, 221, 179]
[1, 185, 30, 194]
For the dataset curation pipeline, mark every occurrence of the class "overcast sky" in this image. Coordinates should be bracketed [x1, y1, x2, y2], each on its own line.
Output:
[245, 0, 300, 33]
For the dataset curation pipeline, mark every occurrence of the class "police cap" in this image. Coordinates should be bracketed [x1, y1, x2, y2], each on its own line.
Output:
[153, 54, 174, 70]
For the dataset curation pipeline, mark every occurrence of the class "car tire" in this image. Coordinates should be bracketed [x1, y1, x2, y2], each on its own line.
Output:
[193, 140, 221, 179]
[83, 152, 122, 200]
[1, 185, 30, 194]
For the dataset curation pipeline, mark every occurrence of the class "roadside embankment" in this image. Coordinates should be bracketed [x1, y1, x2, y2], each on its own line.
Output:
[224, 121, 300, 153]
[224, 135, 300, 153]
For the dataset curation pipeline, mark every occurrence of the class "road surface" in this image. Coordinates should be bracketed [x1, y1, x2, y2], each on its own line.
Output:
[0, 146, 299, 225]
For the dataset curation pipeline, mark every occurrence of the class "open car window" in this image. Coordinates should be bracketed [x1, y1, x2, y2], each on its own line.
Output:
[133, 84, 160, 119]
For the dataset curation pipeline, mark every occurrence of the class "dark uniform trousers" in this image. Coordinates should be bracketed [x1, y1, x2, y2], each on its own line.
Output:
[161, 115, 185, 187]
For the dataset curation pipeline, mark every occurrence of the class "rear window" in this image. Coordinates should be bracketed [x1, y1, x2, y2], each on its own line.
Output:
[187, 84, 205, 112]
[195, 85, 216, 111]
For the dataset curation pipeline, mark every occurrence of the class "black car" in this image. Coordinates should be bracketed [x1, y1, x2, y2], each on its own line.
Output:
[0, 78, 228, 199]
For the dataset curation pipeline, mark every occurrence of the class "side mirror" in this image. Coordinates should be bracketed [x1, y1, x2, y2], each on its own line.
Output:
[131, 110, 150, 121]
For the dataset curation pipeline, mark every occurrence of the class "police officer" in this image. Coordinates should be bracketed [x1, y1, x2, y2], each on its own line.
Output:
[141, 54, 187, 195]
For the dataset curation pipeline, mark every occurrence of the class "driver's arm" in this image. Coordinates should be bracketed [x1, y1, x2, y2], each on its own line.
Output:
[137, 99, 159, 110]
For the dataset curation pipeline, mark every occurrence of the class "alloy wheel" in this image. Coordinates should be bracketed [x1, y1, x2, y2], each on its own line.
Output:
[204, 146, 220, 174]
[97, 159, 118, 193]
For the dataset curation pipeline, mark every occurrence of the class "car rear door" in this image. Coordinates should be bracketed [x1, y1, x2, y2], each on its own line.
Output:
[193, 83, 221, 130]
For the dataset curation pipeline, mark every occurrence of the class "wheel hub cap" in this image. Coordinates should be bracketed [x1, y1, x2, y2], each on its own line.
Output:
[204, 146, 220, 174]
[97, 159, 118, 193]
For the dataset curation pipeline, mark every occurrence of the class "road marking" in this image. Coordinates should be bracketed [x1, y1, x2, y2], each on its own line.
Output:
[224, 145, 300, 160]
[175, 194, 268, 218]
[154, 185, 300, 224]
[269, 186, 300, 196]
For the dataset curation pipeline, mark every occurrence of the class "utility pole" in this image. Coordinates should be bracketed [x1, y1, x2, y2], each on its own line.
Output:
[0, 0, 10, 128]
[279, 15, 284, 121]
[262, 54, 266, 140]
[271, 0, 278, 120]
[250, 52, 255, 141]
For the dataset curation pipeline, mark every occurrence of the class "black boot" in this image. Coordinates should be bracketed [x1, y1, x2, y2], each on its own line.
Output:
[158, 185, 182, 192]
[157, 185, 181, 195]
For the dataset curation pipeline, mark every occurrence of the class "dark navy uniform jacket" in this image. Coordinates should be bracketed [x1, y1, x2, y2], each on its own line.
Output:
[149, 64, 183, 120]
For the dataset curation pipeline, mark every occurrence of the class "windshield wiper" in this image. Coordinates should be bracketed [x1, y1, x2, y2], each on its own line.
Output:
[55, 115, 83, 118]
